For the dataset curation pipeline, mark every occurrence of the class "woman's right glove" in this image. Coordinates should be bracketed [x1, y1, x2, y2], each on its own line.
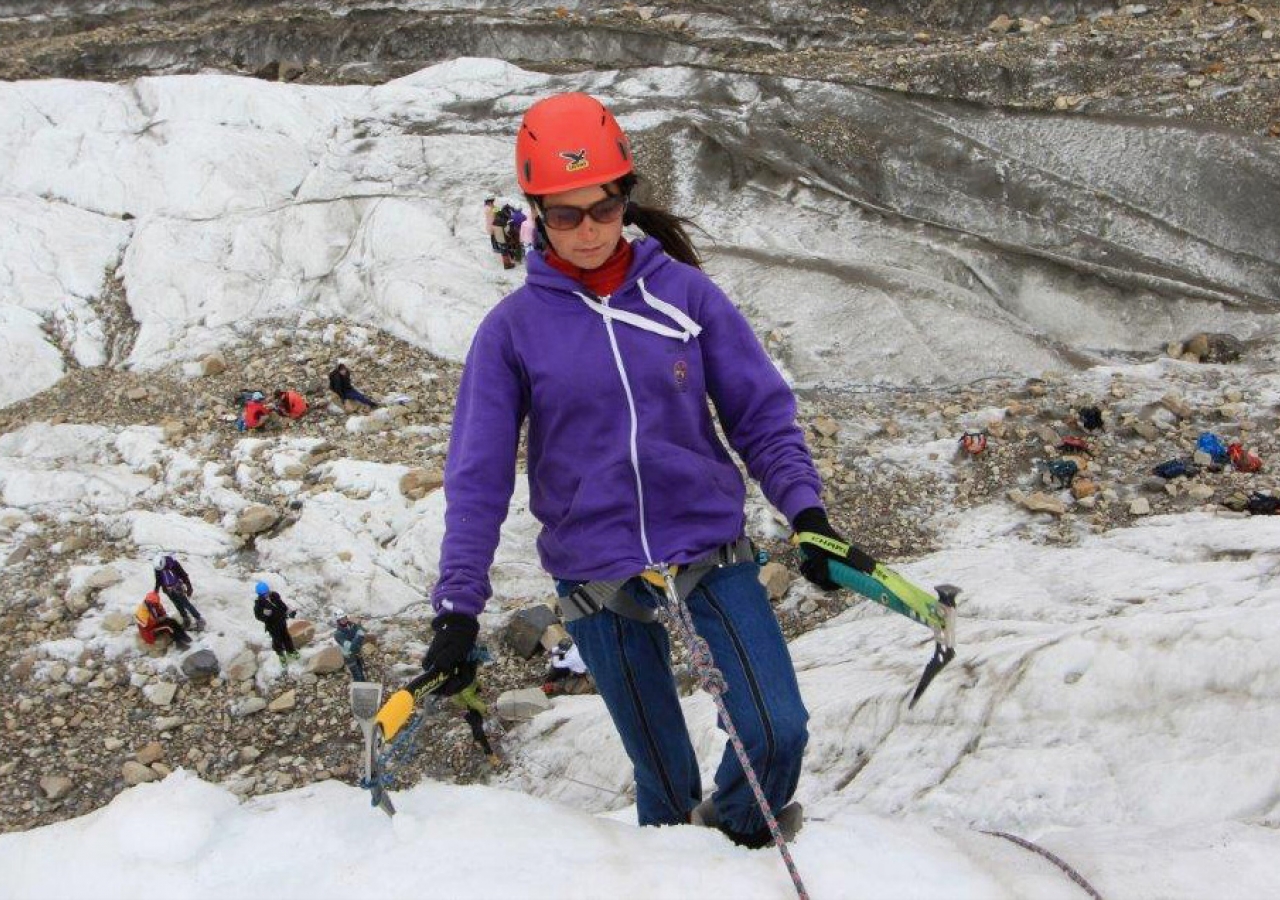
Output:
[421, 612, 480, 680]
[792, 506, 876, 591]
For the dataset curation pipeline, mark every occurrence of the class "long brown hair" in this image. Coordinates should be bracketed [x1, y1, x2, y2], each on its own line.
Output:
[616, 173, 701, 269]
[527, 172, 703, 269]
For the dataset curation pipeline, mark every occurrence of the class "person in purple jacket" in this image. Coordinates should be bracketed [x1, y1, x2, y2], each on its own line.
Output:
[418, 92, 876, 848]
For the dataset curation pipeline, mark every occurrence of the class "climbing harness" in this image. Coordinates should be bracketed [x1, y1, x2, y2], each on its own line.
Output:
[555, 538, 755, 623]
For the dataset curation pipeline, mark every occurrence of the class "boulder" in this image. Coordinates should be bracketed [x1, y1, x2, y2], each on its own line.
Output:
[234, 505, 279, 536]
[268, 690, 297, 712]
[503, 604, 560, 660]
[135, 741, 164, 765]
[540, 623, 571, 652]
[812, 416, 840, 439]
[143, 682, 178, 707]
[199, 352, 228, 376]
[494, 688, 553, 722]
[161, 419, 186, 442]
[1010, 490, 1066, 516]
[225, 650, 257, 681]
[1071, 479, 1098, 500]
[399, 468, 444, 501]
[39, 775, 74, 800]
[121, 760, 160, 785]
[181, 649, 220, 683]
[1129, 497, 1152, 516]
[1181, 332, 1243, 364]
[307, 645, 345, 674]
[287, 619, 315, 648]
[1187, 483, 1215, 501]
[231, 697, 267, 718]
[85, 567, 123, 591]
[758, 562, 792, 601]
[105, 611, 136, 634]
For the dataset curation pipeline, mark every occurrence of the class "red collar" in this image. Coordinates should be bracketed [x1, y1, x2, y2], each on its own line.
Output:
[544, 239, 633, 297]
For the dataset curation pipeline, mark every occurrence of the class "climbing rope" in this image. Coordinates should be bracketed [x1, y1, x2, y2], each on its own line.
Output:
[650, 565, 811, 900]
[983, 830, 1105, 900]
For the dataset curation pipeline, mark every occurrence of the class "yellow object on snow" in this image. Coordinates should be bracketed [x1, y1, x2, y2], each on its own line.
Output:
[375, 689, 415, 742]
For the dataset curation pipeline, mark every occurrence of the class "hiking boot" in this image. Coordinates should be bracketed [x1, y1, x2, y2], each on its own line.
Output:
[194, 617, 207, 632]
[286, 651, 300, 661]
[277, 653, 288, 666]
[692, 799, 804, 846]
[690, 797, 719, 829]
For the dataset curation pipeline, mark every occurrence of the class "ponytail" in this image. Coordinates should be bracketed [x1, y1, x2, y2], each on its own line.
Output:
[617, 173, 702, 269]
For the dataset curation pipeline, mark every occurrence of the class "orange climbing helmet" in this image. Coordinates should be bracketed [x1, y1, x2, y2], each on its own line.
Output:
[515, 92, 633, 195]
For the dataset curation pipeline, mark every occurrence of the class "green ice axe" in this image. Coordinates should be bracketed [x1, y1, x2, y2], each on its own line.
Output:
[795, 532, 959, 708]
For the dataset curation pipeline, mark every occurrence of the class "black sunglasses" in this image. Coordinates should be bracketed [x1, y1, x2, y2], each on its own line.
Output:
[540, 194, 628, 231]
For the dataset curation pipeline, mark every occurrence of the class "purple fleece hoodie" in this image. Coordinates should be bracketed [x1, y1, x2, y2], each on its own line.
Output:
[431, 237, 823, 617]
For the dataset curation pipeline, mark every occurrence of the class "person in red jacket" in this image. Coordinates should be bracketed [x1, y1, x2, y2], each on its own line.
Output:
[238, 391, 272, 431]
[273, 389, 308, 419]
[135, 591, 192, 651]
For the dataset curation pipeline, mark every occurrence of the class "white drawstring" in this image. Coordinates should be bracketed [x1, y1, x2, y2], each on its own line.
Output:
[572, 277, 702, 342]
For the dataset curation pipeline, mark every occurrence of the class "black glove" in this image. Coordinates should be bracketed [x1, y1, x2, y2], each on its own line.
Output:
[793, 507, 876, 591]
[422, 612, 479, 680]
[288, 609, 297, 619]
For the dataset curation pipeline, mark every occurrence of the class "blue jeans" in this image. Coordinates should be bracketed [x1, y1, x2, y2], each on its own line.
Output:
[557, 561, 808, 833]
[339, 388, 377, 408]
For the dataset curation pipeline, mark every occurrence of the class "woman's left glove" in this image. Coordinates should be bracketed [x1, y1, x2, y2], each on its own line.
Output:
[792, 506, 876, 591]
[421, 612, 479, 679]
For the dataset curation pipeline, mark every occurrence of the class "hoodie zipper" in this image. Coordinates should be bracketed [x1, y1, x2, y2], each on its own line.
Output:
[599, 292, 656, 566]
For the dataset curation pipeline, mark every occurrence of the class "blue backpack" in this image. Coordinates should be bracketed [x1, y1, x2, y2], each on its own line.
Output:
[1196, 432, 1229, 464]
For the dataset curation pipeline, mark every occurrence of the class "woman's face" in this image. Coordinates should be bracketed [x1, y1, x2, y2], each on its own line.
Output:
[538, 183, 624, 271]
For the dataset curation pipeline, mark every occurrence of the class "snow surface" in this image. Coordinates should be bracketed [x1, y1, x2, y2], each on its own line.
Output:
[5, 412, 1280, 897]
[3, 57, 1274, 406]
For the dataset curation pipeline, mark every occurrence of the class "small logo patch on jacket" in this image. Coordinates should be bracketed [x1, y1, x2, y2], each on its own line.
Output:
[560, 149, 589, 172]
[673, 359, 688, 392]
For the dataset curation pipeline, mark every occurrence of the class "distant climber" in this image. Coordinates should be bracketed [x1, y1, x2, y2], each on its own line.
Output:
[488, 201, 518, 269]
[1077, 406, 1104, 431]
[542, 636, 592, 697]
[237, 391, 272, 431]
[333, 608, 368, 682]
[153, 553, 204, 632]
[328, 363, 379, 411]
[253, 581, 298, 666]
[506, 207, 527, 264]
[135, 591, 192, 651]
[959, 431, 987, 455]
[273, 389, 308, 419]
